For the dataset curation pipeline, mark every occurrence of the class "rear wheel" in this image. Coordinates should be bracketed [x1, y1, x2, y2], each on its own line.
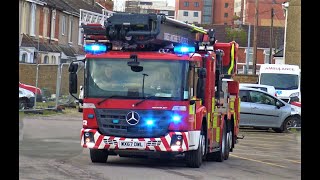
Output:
[185, 127, 206, 168]
[207, 120, 229, 162]
[90, 149, 108, 163]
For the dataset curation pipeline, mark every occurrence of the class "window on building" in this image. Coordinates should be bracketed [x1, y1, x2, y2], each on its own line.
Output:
[194, 2, 199, 7]
[21, 53, 27, 63]
[43, 56, 49, 64]
[51, 10, 56, 39]
[225, 3, 229, 8]
[194, 12, 198, 17]
[184, 2, 189, 7]
[203, 0, 212, 6]
[43, 8, 49, 37]
[52, 56, 56, 64]
[62, 15, 66, 35]
[224, 22, 228, 25]
[68, 16, 73, 43]
[183, 11, 188, 16]
[224, 13, 228, 18]
[30, 3, 36, 36]
[203, 16, 211, 24]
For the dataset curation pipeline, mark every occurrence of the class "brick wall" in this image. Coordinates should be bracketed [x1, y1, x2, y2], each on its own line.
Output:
[234, 74, 259, 83]
[19, 64, 84, 97]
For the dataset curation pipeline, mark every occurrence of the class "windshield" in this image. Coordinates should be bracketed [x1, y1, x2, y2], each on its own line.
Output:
[86, 58, 189, 100]
[260, 73, 299, 90]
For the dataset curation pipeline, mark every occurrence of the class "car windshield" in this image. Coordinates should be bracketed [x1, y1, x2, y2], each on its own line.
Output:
[260, 73, 299, 90]
[86, 58, 189, 100]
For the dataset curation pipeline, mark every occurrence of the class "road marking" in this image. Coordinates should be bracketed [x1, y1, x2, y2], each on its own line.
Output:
[230, 154, 287, 168]
[285, 159, 301, 164]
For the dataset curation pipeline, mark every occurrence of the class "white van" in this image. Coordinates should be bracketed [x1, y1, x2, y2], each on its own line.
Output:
[258, 64, 300, 103]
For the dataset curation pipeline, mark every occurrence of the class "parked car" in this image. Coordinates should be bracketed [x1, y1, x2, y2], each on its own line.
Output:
[78, 85, 84, 112]
[19, 87, 35, 109]
[239, 83, 277, 97]
[239, 87, 301, 132]
[19, 82, 43, 102]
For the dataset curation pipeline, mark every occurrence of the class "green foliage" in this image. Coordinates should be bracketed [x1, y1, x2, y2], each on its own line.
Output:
[225, 27, 247, 44]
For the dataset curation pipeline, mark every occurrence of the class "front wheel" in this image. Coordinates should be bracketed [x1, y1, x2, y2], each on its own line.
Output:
[90, 149, 108, 163]
[19, 99, 27, 110]
[185, 128, 206, 168]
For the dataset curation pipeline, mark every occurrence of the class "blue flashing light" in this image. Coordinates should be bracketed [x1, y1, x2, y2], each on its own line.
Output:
[174, 46, 195, 54]
[84, 44, 107, 54]
[172, 115, 181, 123]
[146, 119, 154, 126]
[88, 114, 94, 119]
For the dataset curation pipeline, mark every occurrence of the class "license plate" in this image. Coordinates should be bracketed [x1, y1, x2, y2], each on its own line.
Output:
[118, 141, 146, 148]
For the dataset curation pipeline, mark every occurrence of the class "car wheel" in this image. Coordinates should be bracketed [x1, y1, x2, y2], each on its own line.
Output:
[19, 99, 27, 110]
[274, 116, 298, 133]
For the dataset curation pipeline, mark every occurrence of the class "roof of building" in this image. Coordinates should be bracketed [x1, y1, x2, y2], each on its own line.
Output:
[42, 0, 103, 15]
[61, 0, 103, 14]
[20, 34, 85, 57]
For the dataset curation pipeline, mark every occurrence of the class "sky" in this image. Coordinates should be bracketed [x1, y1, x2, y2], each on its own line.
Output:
[167, 0, 175, 7]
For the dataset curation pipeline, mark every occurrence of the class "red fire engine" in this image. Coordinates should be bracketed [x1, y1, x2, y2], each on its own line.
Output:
[68, 10, 241, 168]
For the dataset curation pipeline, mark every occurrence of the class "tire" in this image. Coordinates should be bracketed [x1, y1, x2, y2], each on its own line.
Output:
[185, 127, 206, 168]
[90, 149, 108, 163]
[273, 116, 299, 133]
[19, 99, 27, 110]
[207, 120, 229, 162]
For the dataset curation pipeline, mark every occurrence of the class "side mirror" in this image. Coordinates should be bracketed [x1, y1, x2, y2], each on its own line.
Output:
[276, 101, 282, 109]
[69, 73, 78, 94]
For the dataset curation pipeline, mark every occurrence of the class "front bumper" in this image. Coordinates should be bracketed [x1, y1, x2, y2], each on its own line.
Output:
[81, 128, 200, 152]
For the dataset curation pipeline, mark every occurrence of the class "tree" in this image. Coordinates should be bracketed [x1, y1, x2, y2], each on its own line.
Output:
[225, 27, 247, 44]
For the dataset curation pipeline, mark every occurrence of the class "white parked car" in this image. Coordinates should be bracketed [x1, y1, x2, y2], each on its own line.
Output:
[239, 83, 277, 97]
[19, 87, 35, 109]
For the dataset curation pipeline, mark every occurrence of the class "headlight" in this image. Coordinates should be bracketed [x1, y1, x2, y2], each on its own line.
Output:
[289, 92, 299, 97]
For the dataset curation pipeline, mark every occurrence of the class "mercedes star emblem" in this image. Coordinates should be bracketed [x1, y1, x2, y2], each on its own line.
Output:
[126, 111, 140, 125]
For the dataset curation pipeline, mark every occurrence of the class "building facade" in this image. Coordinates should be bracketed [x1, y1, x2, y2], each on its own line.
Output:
[175, 0, 203, 24]
[235, 0, 285, 27]
[19, 0, 103, 65]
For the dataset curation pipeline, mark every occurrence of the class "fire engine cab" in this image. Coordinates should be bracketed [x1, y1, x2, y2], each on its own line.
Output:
[68, 10, 241, 168]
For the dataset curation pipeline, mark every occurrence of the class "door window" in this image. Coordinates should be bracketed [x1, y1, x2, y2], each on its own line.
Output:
[249, 91, 276, 106]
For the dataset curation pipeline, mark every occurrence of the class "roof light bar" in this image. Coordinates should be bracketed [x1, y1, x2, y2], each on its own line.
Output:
[174, 46, 195, 55]
[84, 44, 107, 54]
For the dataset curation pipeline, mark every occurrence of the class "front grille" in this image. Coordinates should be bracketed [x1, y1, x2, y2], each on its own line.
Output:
[95, 109, 172, 138]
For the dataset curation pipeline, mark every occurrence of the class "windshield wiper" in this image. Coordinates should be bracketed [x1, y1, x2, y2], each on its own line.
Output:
[133, 95, 156, 107]
[97, 95, 126, 105]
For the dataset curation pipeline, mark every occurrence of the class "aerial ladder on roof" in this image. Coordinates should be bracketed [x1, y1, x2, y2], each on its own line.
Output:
[78, 9, 237, 76]
[79, 9, 214, 48]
